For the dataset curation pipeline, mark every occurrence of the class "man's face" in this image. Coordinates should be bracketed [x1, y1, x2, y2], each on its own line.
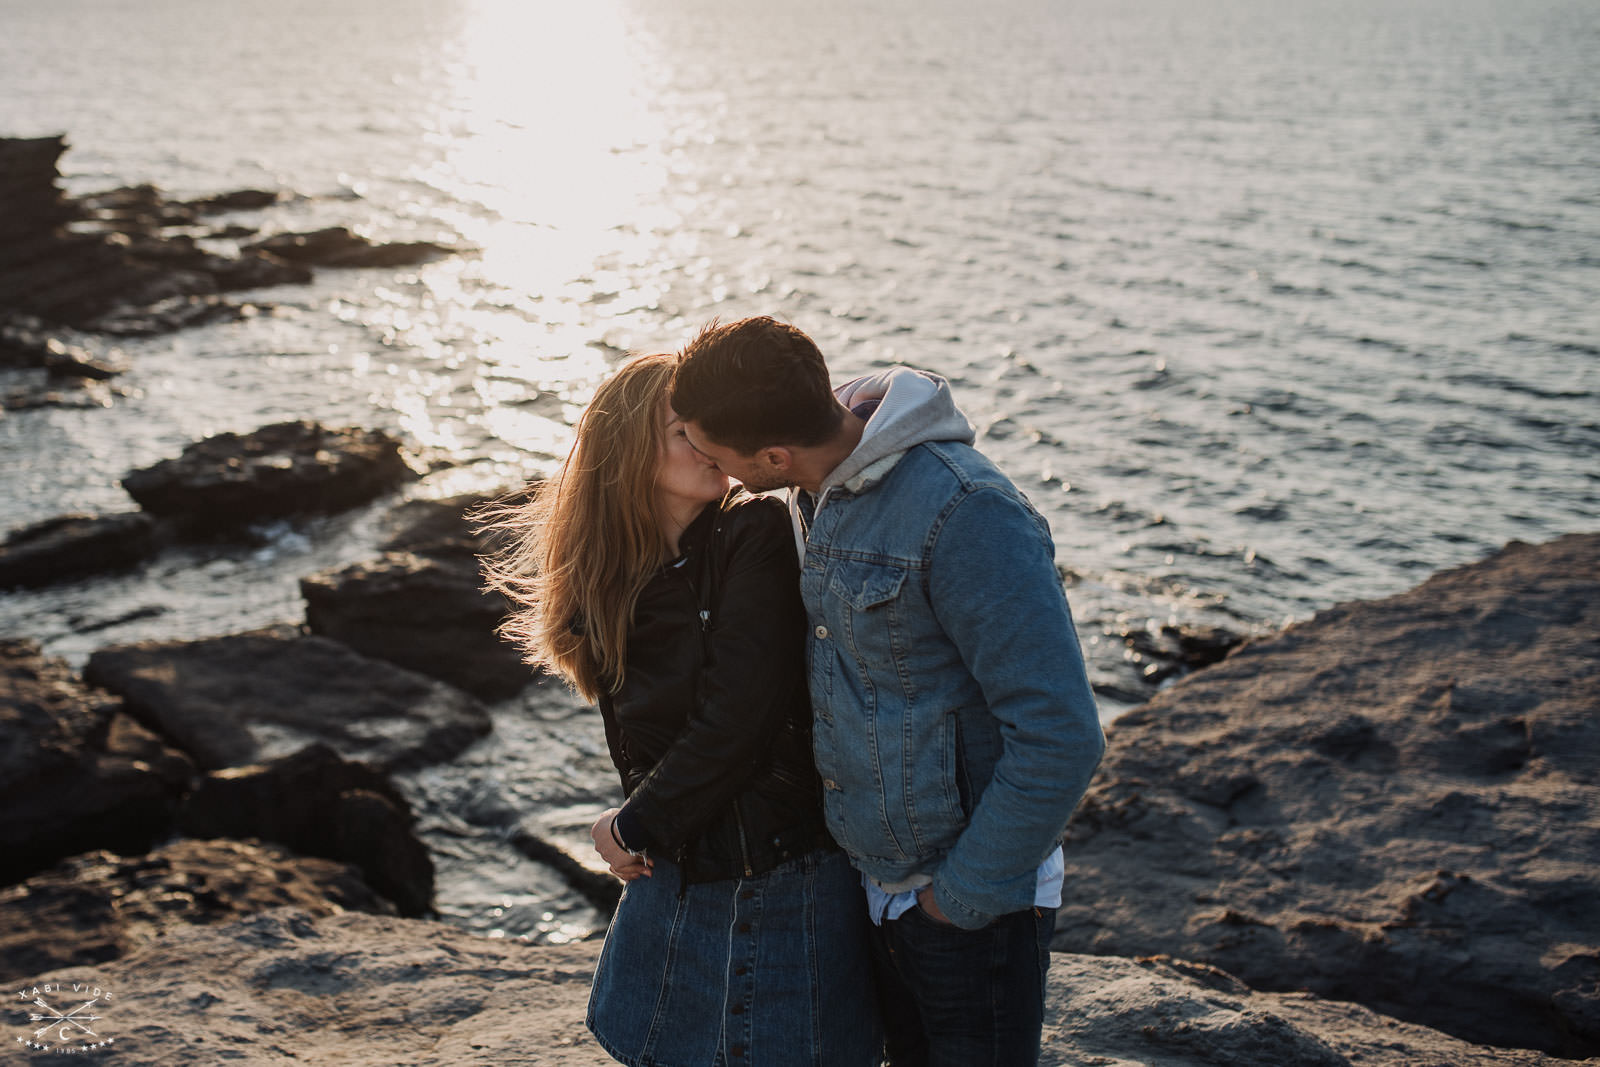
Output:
[680, 421, 794, 493]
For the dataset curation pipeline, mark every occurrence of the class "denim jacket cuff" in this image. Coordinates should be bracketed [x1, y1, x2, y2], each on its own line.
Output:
[932, 883, 996, 930]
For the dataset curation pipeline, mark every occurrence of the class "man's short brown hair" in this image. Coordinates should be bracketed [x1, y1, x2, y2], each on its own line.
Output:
[669, 317, 843, 455]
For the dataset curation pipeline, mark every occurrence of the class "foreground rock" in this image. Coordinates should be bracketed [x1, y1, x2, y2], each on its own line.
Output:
[0, 513, 157, 589]
[7, 908, 1563, 1065]
[0, 839, 391, 979]
[84, 627, 491, 772]
[121, 420, 413, 534]
[178, 743, 434, 916]
[301, 492, 528, 700]
[0, 640, 192, 886]
[1055, 533, 1600, 1057]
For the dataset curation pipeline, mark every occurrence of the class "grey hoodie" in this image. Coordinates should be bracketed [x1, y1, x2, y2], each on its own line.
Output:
[788, 366, 976, 554]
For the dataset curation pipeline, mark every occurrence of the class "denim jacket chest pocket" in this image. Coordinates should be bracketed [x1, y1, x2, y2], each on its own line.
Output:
[823, 562, 916, 706]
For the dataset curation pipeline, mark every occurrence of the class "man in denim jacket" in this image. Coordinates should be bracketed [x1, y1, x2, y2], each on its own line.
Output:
[672, 317, 1105, 1066]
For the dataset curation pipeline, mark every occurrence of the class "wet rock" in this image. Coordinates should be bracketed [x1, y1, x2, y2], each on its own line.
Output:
[16, 909, 1565, 1065]
[1055, 533, 1600, 1057]
[83, 626, 491, 773]
[0, 640, 193, 888]
[0, 839, 392, 977]
[0, 513, 158, 589]
[296, 491, 529, 700]
[120, 420, 414, 534]
[0, 134, 76, 242]
[1119, 621, 1246, 685]
[245, 226, 456, 268]
[182, 189, 281, 213]
[0, 376, 117, 411]
[177, 743, 434, 917]
[0, 320, 125, 379]
[0, 136, 302, 334]
[301, 551, 525, 701]
[382, 490, 515, 558]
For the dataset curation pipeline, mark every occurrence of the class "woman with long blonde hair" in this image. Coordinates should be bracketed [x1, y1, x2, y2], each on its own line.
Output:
[481, 352, 878, 1066]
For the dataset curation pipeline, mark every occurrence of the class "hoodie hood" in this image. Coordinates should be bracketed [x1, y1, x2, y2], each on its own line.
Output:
[821, 367, 976, 494]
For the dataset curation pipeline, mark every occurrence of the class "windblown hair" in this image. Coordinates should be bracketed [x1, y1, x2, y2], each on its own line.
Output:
[669, 316, 842, 455]
[477, 353, 676, 701]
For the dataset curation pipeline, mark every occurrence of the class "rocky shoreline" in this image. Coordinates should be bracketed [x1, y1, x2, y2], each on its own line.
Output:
[3, 134, 1596, 1063]
[7, 534, 1595, 1063]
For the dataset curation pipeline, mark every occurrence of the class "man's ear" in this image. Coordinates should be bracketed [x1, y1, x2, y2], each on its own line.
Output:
[758, 446, 794, 474]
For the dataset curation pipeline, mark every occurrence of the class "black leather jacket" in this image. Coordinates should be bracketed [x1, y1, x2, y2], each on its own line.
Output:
[599, 489, 834, 884]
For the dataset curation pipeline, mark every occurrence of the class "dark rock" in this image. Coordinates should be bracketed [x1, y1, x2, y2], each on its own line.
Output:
[90, 293, 259, 336]
[0, 321, 124, 379]
[0, 137, 301, 334]
[0, 135, 76, 244]
[0, 838, 392, 976]
[0, 376, 117, 411]
[382, 490, 512, 558]
[0, 513, 158, 589]
[301, 551, 526, 702]
[1055, 533, 1600, 1057]
[83, 627, 491, 773]
[183, 189, 281, 213]
[120, 420, 414, 533]
[245, 226, 455, 268]
[177, 743, 434, 917]
[1120, 622, 1245, 684]
[509, 826, 622, 917]
[0, 640, 193, 887]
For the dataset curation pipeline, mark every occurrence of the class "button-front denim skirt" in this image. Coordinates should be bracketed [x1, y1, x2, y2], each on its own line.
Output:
[587, 847, 880, 1066]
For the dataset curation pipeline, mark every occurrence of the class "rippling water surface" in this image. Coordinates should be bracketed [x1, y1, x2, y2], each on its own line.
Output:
[2, 0, 1596, 937]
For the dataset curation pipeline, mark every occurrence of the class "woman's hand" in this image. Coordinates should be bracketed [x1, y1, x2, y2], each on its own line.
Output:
[591, 807, 653, 881]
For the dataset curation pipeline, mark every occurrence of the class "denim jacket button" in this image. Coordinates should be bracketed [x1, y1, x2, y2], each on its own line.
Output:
[814, 625, 829, 639]
[823, 778, 840, 791]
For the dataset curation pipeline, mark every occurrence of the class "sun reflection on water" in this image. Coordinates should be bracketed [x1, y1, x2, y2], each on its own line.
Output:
[388, 0, 682, 472]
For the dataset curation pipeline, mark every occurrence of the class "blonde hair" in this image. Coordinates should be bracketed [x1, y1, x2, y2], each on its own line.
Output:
[479, 353, 676, 701]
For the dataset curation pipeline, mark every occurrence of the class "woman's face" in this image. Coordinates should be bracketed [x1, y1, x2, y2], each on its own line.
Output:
[655, 401, 730, 515]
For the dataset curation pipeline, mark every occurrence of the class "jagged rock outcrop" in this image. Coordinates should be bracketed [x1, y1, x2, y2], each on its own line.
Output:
[177, 743, 435, 916]
[0, 839, 392, 980]
[1055, 533, 1600, 1057]
[120, 420, 413, 533]
[0, 640, 192, 887]
[0, 135, 458, 338]
[7, 909, 1565, 1065]
[299, 493, 526, 700]
[0, 137, 292, 332]
[302, 551, 526, 701]
[83, 627, 491, 773]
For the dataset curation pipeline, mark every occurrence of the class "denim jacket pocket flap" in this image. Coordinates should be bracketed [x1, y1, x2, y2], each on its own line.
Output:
[829, 567, 906, 611]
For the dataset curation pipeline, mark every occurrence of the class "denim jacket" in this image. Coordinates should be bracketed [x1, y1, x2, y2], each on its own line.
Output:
[794, 367, 1105, 929]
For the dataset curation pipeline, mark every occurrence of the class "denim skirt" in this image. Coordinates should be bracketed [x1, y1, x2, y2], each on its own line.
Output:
[587, 847, 880, 1067]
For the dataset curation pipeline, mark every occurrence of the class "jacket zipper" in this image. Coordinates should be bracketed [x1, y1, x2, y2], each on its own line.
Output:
[732, 798, 754, 877]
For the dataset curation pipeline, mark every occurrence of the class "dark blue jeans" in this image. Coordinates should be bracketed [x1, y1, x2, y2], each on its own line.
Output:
[868, 903, 1055, 1067]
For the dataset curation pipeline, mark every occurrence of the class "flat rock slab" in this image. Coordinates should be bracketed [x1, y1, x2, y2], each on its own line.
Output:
[83, 628, 491, 773]
[6, 909, 1564, 1065]
[244, 227, 456, 268]
[0, 512, 157, 589]
[120, 420, 413, 534]
[1056, 533, 1600, 1057]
